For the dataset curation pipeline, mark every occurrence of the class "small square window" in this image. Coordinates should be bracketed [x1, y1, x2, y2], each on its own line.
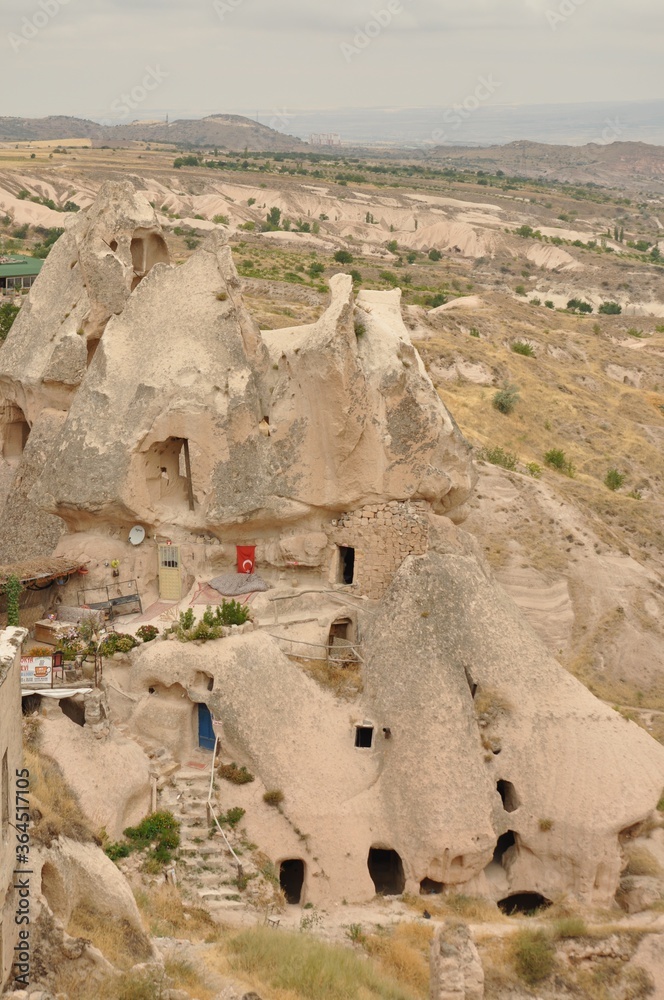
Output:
[355, 725, 374, 749]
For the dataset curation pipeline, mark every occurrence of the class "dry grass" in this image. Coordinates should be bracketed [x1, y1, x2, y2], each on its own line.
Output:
[133, 884, 221, 942]
[163, 953, 215, 1000]
[474, 687, 513, 726]
[296, 657, 363, 700]
[403, 891, 505, 923]
[364, 922, 432, 996]
[622, 845, 663, 877]
[24, 745, 96, 846]
[67, 902, 153, 969]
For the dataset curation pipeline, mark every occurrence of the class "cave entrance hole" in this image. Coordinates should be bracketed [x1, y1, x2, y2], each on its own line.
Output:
[337, 546, 355, 585]
[493, 831, 517, 866]
[497, 780, 520, 813]
[368, 848, 405, 896]
[1, 403, 30, 463]
[420, 877, 444, 895]
[279, 859, 305, 905]
[130, 230, 170, 290]
[60, 697, 85, 727]
[498, 893, 552, 916]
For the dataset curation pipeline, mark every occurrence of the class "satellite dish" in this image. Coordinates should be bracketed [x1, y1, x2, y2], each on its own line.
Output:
[129, 525, 146, 546]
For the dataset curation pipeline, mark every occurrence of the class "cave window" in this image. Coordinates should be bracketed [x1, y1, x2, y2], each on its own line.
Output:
[368, 848, 405, 895]
[130, 230, 170, 289]
[279, 859, 305, 905]
[338, 546, 355, 585]
[497, 780, 520, 813]
[2, 404, 30, 462]
[464, 667, 477, 699]
[207, 677, 214, 692]
[355, 725, 374, 749]
[498, 893, 552, 916]
[493, 830, 517, 866]
[420, 877, 443, 895]
[109, 239, 118, 252]
[145, 438, 194, 510]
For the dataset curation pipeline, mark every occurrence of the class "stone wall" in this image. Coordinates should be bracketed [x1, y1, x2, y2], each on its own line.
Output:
[0, 628, 27, 991]
[330, 501, 429, 598]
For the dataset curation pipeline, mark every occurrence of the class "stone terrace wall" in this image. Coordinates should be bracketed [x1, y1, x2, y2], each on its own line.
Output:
[330, 501, 429, 599]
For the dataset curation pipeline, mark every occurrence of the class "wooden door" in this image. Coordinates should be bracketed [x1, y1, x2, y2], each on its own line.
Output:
[158, 544, 182, 601]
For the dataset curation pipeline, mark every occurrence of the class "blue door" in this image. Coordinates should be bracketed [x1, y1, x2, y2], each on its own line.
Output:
[198, 703, 215, 750]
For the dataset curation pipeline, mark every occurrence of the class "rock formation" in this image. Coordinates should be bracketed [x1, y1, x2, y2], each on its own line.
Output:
[1, 182, 663, 915]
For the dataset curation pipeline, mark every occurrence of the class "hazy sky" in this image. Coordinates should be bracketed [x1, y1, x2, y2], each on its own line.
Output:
[1, 0, 662, 121]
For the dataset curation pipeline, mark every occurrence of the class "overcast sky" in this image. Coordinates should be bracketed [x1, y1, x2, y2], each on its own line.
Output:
[1, 0, 661, 121]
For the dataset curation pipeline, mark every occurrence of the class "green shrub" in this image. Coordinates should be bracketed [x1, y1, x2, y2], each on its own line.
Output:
[218, 762, 255, 785]
[428, 248, 442, 261]
[212, 214, 229, 225]
[492, 382, 520, 415]
[220, 806, 246, 828]
[567, 298, 593, 313]
[334, 250, 354, 264]
[105, 841, 131, 861]
[5, 574, 22, 627]
[544, 449, 575, 476]
[0, 302, 21, 341]
[469, 327, 480, 337]
[379, 270, 398, 285]
[511, 340, 535, 356]
[511, 929, 556, 985]
[263, 789, 284, 807]
[526, 462, 542, 479]
[354, 319, 366, 338]
[136, 625, 159, 643]
[99, 632, 138, 656]
[605, 468, 626, 491]
[599, 301, 622, 314]
[514, 284, 527, 296]
[544, 300, 554, 309]
[478, 447, 518, 471]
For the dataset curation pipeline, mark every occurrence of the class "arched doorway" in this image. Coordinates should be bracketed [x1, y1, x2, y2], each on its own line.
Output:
[279, 859, 305, 904]
[368, 848, 405, 895]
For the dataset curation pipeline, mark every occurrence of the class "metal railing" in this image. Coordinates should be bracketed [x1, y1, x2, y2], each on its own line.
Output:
[265, 631, 364, 666]
[267, 588, 377, 624]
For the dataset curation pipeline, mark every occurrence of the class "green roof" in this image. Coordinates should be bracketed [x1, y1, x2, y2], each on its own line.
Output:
[0, 255, 44, 278]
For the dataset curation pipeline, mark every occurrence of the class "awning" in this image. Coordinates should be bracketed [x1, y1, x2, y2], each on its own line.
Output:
[0, 558, 83, 591]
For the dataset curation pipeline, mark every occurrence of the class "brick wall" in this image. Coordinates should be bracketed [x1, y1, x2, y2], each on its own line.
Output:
[330, 501, 429, 598]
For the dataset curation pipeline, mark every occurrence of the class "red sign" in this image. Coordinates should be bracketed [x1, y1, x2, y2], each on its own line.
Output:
[236, 545, 256, 574]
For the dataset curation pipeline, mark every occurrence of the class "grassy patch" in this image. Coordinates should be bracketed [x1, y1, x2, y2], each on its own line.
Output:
[509, 929, 556, 985]
[67, 903, 152, 969]
[133, 884, 220, 942]
[227, 926, 420, 1000]
[24, 746, 96, 846]
[296, 657, 364, 700]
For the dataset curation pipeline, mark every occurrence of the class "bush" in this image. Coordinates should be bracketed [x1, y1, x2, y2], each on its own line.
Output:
[220, 806, 245, 828]
[334, 250, 354, 264]
[511, 341, 535, 357]
[605, 468, 626, 491]
[212, 214, 229, 224]
[478, 447, 518, 471]
[544, 449, 575, 476]
[99, 632, 138, 656]
[136, 624, 159, 643]
[514, 284, 527, 296]
[526, 462, 542, 479]
[5, 574, 21, 627]
[0, 302, 20, 341]
[379, 270, 398, 285]
[105, 841, 131, 861]
[553, 916, 587, 939]
[510, 929, 555, 985]
[567, 298, 593, 313]
[218, 762, 255, 785]
[599, 301, 622, 314]
[428, 248, 442, 261]
[469, 327, 480, 337]
[544, 300, 554, 309]
[263, 789, 284, 807]
[492, 383, 520, 415]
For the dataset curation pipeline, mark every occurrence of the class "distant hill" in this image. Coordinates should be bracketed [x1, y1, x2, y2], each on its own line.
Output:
[0, 114, 307, 153]
[427, 140, 664, 192]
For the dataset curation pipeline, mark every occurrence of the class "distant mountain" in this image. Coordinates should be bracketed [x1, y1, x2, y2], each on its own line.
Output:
[427, 140, 664, 192]
[0, 114, 307, 152]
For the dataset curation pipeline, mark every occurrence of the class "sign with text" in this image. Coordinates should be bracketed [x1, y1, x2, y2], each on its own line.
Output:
[20, 656, 52, 685]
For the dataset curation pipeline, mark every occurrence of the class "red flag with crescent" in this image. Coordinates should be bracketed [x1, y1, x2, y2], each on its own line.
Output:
[236, 545, 256, 575]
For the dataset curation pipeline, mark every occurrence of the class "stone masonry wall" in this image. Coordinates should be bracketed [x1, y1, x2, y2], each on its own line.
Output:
[330, 501, 429, 599]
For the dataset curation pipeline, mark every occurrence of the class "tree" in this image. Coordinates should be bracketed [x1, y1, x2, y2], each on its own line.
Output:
[428, 249, 442, 261]
[265, 206, 282, 230]
[599, 301, 622, 315]
[0, 303, 20, 341]
[493, 383, 520, 415]
[334, 250, 354, 264]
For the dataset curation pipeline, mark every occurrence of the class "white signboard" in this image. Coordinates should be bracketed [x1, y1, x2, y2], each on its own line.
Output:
[21, 656, 52, 685]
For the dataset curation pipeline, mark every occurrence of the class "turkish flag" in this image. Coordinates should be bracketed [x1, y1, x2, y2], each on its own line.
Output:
[236, 545, 256, 574]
